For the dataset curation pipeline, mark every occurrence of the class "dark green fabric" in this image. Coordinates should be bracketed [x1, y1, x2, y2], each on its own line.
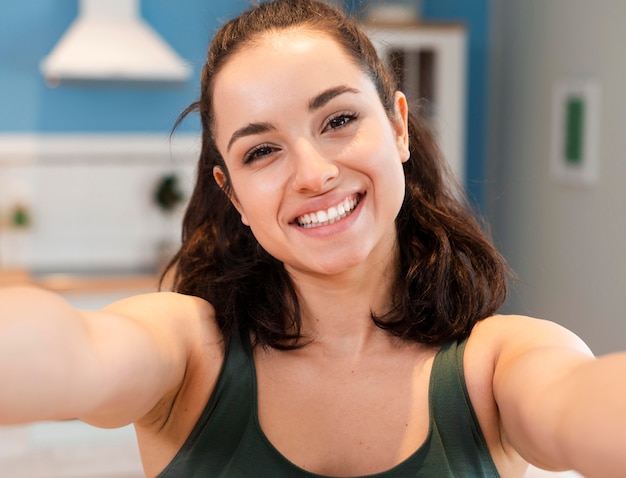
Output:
[157, 329, 499, 477]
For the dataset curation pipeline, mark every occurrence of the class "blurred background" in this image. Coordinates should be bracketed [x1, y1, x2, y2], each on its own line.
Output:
[0, 1, 623, 475]
[2, 0, 619, 349]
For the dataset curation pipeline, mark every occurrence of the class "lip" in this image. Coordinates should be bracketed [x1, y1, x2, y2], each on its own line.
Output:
[290, 192, 361, 222]
[290, 192, 364, 234]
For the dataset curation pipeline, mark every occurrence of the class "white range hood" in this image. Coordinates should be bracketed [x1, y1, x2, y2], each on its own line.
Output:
[40, 0, 192, 86]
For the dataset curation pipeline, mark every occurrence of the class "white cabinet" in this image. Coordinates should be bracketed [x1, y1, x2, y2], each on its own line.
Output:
[365, 23, 467, 184]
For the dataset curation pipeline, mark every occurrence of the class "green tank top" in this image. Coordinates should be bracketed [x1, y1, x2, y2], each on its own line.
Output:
[157, 329, 499, 477]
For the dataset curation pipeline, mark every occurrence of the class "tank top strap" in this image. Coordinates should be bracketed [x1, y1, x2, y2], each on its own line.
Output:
[157, 328, 256, 476]
[427, 338, 499, 476]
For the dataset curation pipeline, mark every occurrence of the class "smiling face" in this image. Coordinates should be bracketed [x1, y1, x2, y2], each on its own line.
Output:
[211, 28, 410, 280]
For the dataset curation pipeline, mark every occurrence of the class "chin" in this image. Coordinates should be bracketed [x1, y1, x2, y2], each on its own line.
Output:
[293, 253, 370, 278]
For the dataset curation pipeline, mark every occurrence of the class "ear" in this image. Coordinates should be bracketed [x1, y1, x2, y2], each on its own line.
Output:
[391, 91, 410, 163]
[213, 166, 250, 226]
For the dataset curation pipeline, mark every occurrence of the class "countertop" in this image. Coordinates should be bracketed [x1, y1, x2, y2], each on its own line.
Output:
[0, 268, 161, 293]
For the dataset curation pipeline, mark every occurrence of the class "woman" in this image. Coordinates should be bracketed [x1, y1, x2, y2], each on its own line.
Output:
[1, 1, 625, 476]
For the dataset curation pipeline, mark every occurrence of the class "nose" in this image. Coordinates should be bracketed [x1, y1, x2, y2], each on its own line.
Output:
[290, 139, 339, 192]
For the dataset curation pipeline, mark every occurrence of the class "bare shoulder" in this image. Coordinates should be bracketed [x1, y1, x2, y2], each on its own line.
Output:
[464, 315, 595, 473]
[463, 314, 584, 388]
[102, 289, 226, 372]
[467, 314, 594, 394]
[463, 314, 593, 416]
[102, 291, 224, 361]
[469, 314, 592, 354]
[103, 291, 217, 331]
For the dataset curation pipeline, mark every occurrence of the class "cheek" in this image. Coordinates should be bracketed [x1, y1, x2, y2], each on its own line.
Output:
[230, 174, 281, 222]
[359, 128, 404, 172]
[364, 132, 407, 200]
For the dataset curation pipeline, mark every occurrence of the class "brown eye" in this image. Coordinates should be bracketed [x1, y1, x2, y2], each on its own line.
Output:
[325, 112, 358, 132]
[243, 144, 275, 164]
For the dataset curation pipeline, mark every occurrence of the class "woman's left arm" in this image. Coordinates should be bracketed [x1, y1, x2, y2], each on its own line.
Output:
[491, 315, 626, 477]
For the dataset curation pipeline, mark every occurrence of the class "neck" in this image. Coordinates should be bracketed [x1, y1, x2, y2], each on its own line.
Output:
[288, 258, 398, 356]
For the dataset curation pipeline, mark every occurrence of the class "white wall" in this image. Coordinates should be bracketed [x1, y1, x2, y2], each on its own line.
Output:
[487, 0, 626, 354]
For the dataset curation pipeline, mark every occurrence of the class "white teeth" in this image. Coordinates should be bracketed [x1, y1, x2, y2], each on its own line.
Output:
[296, 196, 359, 228]
[327, 207, 338, 222]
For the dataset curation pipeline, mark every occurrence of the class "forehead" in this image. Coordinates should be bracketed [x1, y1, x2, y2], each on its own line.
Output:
[211, 28, 372, 135]
[217, 28, 362, 86]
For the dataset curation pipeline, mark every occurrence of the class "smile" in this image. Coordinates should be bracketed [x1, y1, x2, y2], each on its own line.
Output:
[296, 195, 361, 228]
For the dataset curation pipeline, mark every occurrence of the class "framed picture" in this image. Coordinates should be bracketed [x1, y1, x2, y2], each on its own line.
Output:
[550, 79, 601, 186]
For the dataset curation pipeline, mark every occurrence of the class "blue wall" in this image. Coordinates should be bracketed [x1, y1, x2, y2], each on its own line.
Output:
[0, 0, 247, 133]
[421, 0, 491, 206]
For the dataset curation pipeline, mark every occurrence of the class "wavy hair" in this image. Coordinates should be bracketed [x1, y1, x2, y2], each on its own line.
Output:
[163, 0, 510, 348]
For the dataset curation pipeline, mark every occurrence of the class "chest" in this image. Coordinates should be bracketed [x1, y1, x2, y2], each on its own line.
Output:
[254, 346, 437, 476]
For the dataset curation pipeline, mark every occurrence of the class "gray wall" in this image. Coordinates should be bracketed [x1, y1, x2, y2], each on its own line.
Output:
[487, 0, 626, 354]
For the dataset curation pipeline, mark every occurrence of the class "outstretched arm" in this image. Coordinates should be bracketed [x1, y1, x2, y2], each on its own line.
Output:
[0, 286, 217, 428]
[492, 316, 626, 477]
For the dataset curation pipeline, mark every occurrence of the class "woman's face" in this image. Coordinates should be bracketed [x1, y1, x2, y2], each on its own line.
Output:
[212, 29, 410, 279]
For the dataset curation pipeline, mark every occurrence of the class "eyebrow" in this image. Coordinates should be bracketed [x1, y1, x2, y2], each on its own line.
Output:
[226, 85, 360, 152]
[227, 122, 276, 152]
[308, 85, 360, 111]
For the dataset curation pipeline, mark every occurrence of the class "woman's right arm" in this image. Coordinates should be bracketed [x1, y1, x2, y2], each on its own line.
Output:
[0, 286, 221, 428]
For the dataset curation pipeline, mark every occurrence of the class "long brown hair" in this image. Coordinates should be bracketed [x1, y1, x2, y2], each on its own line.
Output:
[163, 0, 510, 348]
